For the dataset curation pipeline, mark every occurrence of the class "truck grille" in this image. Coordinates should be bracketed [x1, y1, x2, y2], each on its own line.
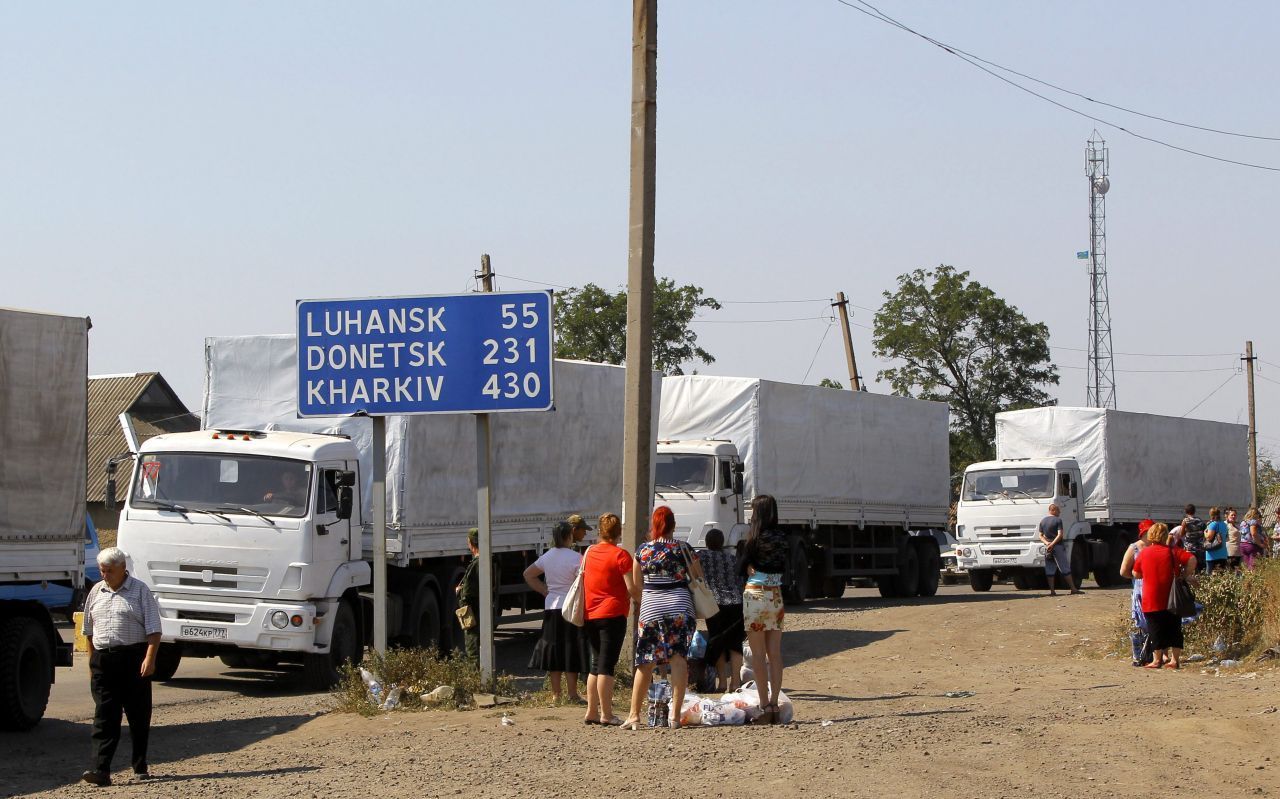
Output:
[176, 610, 236, 623]
[149, 562, 269, 593]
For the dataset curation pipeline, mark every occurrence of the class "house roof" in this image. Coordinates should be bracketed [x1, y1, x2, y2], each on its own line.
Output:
[87, 372, 199, 503]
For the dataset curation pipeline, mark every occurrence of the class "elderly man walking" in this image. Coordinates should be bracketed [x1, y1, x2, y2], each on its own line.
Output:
[80, 547, 161, 787]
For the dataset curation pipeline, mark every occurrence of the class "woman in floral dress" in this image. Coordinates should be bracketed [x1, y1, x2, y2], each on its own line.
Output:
[741, 494, 789, 724]
[618, 505, 704, 729]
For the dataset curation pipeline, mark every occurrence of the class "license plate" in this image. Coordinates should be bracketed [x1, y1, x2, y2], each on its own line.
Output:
[993, 557, 1017, 564]
[180, 625, 228, 640]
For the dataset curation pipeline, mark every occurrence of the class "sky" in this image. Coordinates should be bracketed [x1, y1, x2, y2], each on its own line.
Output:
[3, 1, 1278, 459]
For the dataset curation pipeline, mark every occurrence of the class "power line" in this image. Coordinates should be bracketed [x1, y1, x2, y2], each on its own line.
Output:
[691, 315, 836, 324]
[834, 0, 1280, 172]
[801, 320, 837, 384]
[1257, 373, 1280, 388]
[497, 273, 574, 290]
[1057, 364, 1238, 374]
[720, 298, 831, 305]
[1182, 373, 1238, 417]
[838, 0, 1280, 143]
[1052, 345, 1238, 358]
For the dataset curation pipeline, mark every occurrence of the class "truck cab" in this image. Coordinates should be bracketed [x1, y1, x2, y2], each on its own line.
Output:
[954, 458, 1088, 591]
[115, 429, 368, 685]
[653, 440, 745, 547]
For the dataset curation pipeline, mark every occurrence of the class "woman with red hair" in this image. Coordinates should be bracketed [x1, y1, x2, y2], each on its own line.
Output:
[618, 506, 705, 729]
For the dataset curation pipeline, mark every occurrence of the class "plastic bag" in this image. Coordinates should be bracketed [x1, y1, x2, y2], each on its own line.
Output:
[727, 681, 795, 723]
[689, 630, 708, 660]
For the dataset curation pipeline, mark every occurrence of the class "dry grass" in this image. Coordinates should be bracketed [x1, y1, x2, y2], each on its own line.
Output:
[333, 648, 520, 715]
[1184, 559, 1280, 657]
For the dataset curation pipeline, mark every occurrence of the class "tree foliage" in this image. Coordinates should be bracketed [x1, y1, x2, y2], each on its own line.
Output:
[872, 265, 1059, 473]
[553, 278, 721, 375]
[818, 378, 844, 389]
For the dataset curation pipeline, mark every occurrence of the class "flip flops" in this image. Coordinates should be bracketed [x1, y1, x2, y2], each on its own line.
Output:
[1142, 661, 1164, 670]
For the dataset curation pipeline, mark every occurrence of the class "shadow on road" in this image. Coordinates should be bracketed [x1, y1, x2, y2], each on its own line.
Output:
[0, 712, 316, 795]
[794, 589, 1047, 612]
[785, 627, 903, 667]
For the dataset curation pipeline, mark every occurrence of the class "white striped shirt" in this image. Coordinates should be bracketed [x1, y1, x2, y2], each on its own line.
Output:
[81, 575, 162, 648]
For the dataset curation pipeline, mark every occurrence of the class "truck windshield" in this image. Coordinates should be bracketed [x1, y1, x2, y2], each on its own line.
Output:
[132, 453, 312, 518]
[654, 454, 716, 493]
[961, 468, 1055, 501]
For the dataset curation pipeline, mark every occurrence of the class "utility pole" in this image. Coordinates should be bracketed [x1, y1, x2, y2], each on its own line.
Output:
[831, 292, 861, 391]
[1244, 340, 1258, 508]
[1085, 132, 1116, 409]
[622, 0, 657, 550]
[620, 0, 657, 667]
[475, 253, 496, 684]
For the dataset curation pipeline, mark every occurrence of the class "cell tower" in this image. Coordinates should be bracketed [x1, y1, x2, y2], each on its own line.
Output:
[1085, 131, 1116, 409]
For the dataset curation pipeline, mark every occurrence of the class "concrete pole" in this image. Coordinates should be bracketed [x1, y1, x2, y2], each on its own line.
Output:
[371, 415, 387, 654]
[620, 0, 657, 667]
[1245, 340, 1258, 508]
[832, 292, 861, 391]
[622, 0, 657, 550]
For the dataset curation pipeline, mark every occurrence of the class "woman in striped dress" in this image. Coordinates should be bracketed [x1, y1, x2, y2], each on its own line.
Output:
[618, 505, 704, 730]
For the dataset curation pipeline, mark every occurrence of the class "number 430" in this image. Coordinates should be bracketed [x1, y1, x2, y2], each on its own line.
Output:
[483, 372, 541, 399]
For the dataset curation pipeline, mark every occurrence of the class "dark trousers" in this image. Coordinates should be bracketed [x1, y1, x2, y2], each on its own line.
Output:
[89, 645, 152, 774]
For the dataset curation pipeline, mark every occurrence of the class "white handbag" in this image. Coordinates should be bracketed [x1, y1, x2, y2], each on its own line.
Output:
[560, 546, 591, 626]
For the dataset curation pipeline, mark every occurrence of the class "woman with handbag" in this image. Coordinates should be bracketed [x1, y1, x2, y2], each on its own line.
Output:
[523, 521, 588, 704]
[741, 494, 789, 723]
[1132, 522, 1196, 670]
[1240, 506, 1267, 569]
[699, 528, 746, 692]
[579, 513, 634, 725]
[618, 506, 704, 730]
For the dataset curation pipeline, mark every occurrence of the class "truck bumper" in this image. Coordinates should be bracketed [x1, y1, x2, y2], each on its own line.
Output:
[957, 541, 1045, 571]
[156, 594, 318, 653]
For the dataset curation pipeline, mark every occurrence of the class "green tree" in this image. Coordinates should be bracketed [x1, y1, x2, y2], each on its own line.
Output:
[818, 378, 844, 389]
[553, 278, 721, 374]
[1258, 451, 1280, 508]
[872, 265, 1059, 475]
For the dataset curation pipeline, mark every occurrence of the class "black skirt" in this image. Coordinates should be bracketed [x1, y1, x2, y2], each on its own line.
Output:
[528, 610, 589, 673]
[1144, 610, 1184, 651]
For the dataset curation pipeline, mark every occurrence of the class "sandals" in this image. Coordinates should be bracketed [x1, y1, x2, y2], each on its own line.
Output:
[755, 704, 778, 725]
[1142, 661, 1165, 670]
[617, 718, 642, 731]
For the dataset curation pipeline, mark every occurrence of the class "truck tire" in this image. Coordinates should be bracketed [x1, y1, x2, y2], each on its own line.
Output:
[824, 576, 847, 599]
[406, 586, 442, 651]
[876, 577, 900, 598]
[1070, 538, 1090, 590]
[968, 570, 994, 592]
[783, 538, 810, 604]
[1094, 539, 1126, 588]
[1012, 572, 1030, 591]
[220, 652, 251, 669]
[916, 539, 941, 597]
[151, 644, 182, 682]
[0, 617, 52, 731]
[304, 600, 360, 691]
[893, 545, 920, 597]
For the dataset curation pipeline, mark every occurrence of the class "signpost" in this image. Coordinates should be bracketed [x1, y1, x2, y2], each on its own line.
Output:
[296, 290, 554, 681]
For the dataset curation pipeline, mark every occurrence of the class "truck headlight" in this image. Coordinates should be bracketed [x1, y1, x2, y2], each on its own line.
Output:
[270, 610, 289, 629]
[1037, 544, 1047, 556]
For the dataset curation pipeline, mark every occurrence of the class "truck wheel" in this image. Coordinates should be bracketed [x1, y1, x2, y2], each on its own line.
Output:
[1011, 572, 1029, 590]
[824, 576, 847, 599]
[304, 600, 360, 691]
[893, 545, 920, 597]
[220, 652, 251, 669]
[151, 644, 182, 682]
[407, 588, 442, 651]
[875, 577, 899, 598]
[1094, 539, 1125, 588]
[0, 617, 52, 731]
[783, 539, 811, 604]
[1070, 539, 1090, 589]
[916, 540, 941, 597]
[968, 570, 994, 592]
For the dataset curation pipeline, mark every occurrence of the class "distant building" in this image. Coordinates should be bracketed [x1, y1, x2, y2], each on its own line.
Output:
[87, 372, 199, 535]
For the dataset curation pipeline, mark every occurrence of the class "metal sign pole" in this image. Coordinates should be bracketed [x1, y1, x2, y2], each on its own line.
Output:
[475, 414, 494, 685]
[372, 414, 388, 654]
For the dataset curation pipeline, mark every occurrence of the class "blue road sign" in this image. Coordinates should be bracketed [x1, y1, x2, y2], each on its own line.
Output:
[296, 291, 554, 417]
[1076, 251, 1089, 259]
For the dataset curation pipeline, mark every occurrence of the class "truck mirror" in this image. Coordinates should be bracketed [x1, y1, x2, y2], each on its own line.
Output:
[335, 470, 356, 488]
[1069, 482, 1078, 499]
[336, 487, 354, 520]
[733, 472, 744, 495]
[105, 477, 116, 508]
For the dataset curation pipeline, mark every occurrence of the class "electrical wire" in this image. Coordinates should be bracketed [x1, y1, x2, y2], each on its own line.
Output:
[1051, 345, 1238, 358]
[497, 273, 575, 290]
[838, 0, 1280, 142]
[1257, 373, 1280, 388]
[801, 320, 837, 384]
[690, 315, 836, 324]
[1056, 364, 1239, 374]
[1181, 372, 1238, 417]
[834, 0, 1280, 172]
[720, 298, 831, 304]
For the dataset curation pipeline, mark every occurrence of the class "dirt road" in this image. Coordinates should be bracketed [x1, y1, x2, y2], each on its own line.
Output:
[6, 584, 1278, 798]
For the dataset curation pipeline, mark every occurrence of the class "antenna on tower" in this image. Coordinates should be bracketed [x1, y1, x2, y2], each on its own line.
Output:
[1085, 131, 1116, 409]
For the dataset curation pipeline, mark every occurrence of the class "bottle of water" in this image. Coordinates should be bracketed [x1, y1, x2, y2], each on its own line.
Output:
[360, 667, 382, 704]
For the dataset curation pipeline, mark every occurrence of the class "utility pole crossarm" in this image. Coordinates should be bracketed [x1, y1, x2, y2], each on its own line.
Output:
[832, 292, 861, 391]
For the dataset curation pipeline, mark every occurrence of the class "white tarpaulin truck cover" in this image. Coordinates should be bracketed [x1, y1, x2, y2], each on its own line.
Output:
[0, 308, 88, 549]
[658, 376, 950, 526]
[203, 335, 652, 543]
[995, 406, 1249, 522]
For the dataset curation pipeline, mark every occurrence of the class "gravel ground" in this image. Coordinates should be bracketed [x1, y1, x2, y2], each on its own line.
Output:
[6, 584, 1279, 798]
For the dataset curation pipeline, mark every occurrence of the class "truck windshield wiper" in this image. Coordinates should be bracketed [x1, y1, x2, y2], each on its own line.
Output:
[135, 498, 189, 519]
[218, 505, 277, 526]
[1007, 487, 1035, 500]
[184, 507, 231, 522]
[655, 482, 695, 500]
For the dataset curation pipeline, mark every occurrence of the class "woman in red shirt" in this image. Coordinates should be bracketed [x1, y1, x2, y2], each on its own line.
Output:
[580, 513, 634, 725]
[1132, 522, 1196, 670]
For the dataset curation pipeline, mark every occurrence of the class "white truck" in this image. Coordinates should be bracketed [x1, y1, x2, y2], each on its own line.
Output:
[114, 334, 655, 688]
[955, 406, 1249, 591]
[655, 376, 951, 601]
[0, 308, 89, 729]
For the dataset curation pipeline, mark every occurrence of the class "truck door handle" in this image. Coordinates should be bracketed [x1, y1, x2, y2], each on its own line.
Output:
[340, 539, 348, 545]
